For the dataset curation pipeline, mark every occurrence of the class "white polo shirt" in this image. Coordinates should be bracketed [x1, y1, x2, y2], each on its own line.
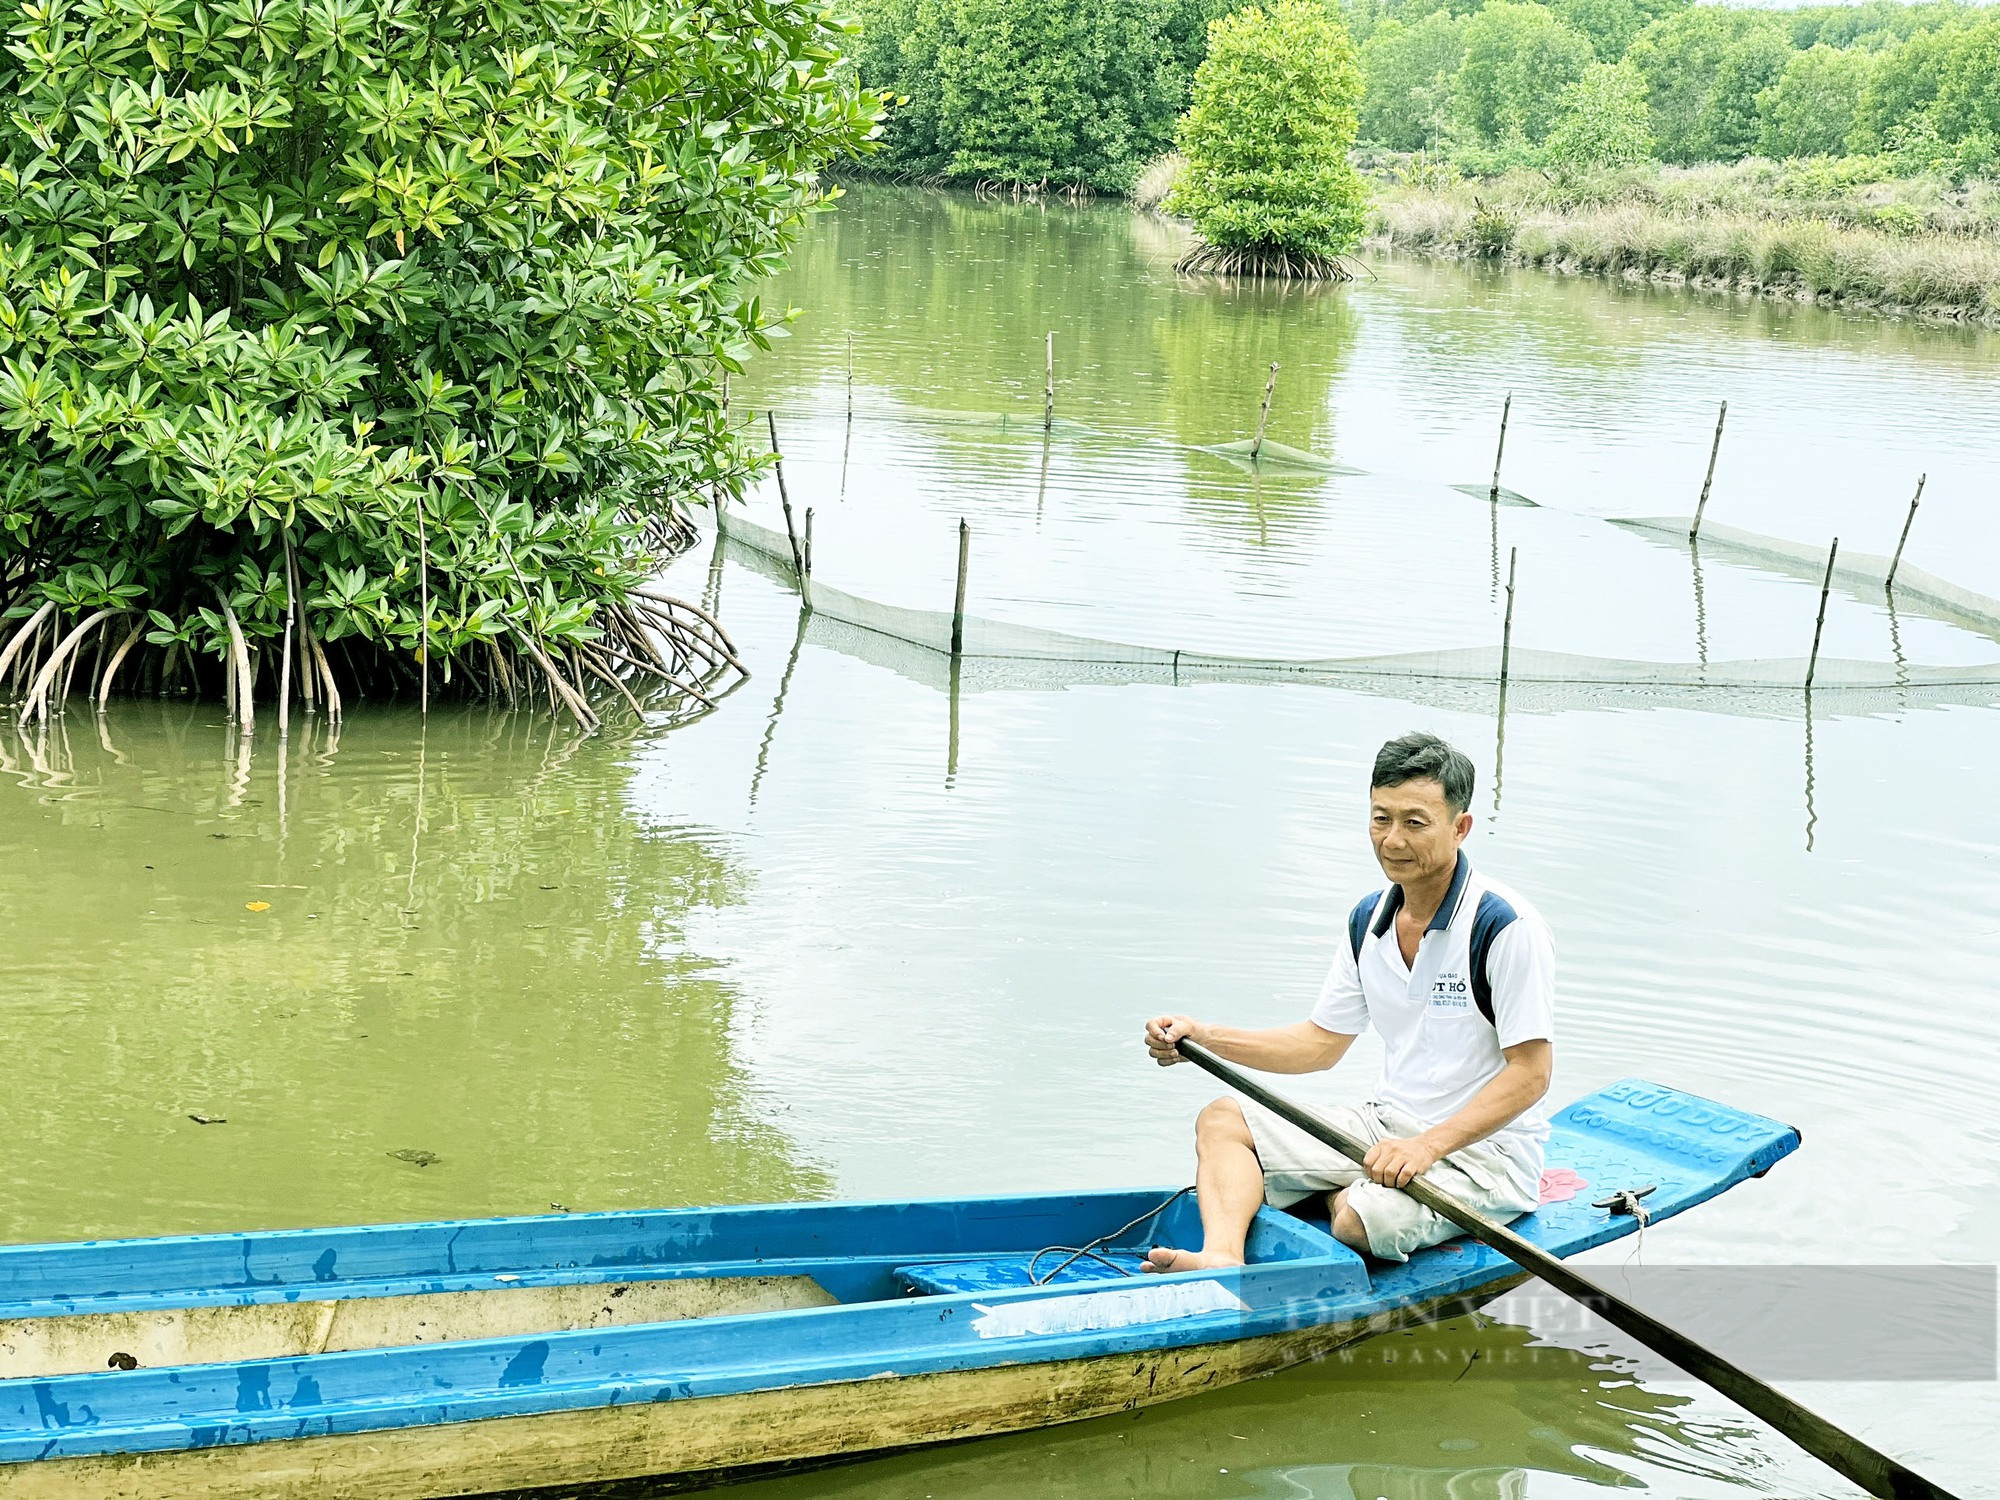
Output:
[1311, 852, 1556, 1186]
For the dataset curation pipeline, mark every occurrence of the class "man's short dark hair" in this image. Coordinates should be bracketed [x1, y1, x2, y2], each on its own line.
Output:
[1371, 732, 1475, 815]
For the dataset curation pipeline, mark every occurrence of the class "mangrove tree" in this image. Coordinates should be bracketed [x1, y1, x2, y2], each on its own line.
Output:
[0, 0, 879, 728]
[1170, 0, 1371, 279]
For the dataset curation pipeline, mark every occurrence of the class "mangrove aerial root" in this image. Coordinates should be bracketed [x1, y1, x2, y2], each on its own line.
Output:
[1173, 242, 1356, 282]
[971, 178, 1093, 204]
[638, 505, 703, 558]
[0, 586, 747, 736]
[0, 490, 741, 734]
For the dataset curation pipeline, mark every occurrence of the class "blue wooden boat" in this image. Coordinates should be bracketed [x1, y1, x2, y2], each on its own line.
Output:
[0, 1079, 1797, 1498]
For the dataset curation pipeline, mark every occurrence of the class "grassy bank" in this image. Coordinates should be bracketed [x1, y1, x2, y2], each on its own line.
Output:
[1366, 161, 2000, 323]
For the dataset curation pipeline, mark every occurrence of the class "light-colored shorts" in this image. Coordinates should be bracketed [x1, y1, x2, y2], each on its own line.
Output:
[1241, 1098, 1540, 1263]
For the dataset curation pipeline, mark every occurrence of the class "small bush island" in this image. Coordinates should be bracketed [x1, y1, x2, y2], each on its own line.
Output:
[1168, 0, 1371, 273]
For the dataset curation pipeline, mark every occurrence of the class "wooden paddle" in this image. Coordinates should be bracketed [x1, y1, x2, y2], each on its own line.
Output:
[1175, 1038, 1961, 1500]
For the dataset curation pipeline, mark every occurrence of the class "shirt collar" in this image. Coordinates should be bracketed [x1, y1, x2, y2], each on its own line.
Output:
[1370, 883, 1404, 938]
[1430, 850, 1473, 933]
[1370, 850, 1472, 939]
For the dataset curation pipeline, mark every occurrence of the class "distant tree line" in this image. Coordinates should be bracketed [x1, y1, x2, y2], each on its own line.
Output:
[850, 0, 2000, 186]
[849, 0, 1234, 190]
[1356, 0, 2000, 172]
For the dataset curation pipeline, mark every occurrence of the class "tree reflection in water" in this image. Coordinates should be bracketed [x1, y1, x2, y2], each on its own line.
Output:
[0, 702, 823, 1244]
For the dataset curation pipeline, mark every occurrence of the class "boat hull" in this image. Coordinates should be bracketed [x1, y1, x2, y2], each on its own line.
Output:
[0, 1079, 1802, 1498]
[0, 1284, 1520, 1500]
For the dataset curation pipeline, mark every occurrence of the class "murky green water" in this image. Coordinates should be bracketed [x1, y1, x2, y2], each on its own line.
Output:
[3, 184, 1996, 1497]
[0, 709, 821, 1235]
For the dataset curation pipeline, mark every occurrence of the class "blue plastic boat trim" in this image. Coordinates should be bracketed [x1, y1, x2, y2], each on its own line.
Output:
[0, 1189, 1330, 1319]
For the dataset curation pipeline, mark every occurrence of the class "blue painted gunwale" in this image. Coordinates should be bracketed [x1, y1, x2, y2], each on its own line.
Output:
[0, 1190, 1246, 1318]
[0, 1079, 1800, 1466]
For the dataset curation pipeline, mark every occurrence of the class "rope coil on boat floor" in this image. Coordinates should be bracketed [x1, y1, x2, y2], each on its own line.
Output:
[1032, 1181, 1661, 1285]
[1029, 1186, 1194, 1284]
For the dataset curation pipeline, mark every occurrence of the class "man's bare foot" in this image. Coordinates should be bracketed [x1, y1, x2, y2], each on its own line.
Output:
[1141, 1247, 1245, 1273]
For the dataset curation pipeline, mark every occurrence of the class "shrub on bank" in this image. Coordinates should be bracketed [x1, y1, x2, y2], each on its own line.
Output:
[1627, 6, 1797, 164]
[1757, 44, 1873, 159]
[1133, 154, 1191, 212]
[1368, 167, 2000, 317]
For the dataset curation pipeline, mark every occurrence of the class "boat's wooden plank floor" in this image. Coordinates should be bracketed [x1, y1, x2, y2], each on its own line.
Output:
[0, 1277, 836, 1382]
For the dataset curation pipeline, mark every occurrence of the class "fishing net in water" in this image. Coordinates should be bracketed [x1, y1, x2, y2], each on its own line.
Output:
[765, 403, 1365, 477]
[1191, 438, 1361, 475]
[714, 509, 2000, 720]
[1614, 517, 2000, 646]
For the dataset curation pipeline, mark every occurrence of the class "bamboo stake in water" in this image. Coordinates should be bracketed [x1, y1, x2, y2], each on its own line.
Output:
[1489, 393, 1512, 503]
[847, 332, 854, 419]
[1689, 400, 1728, 542]
[1886, 475, 1925, 592]
[1804, 681, 1819, 853]
[1043, 333, 1054, 431]
[802, 507, 815, 613]
[1251, 362, 1279, 461]
[1806, 537, 1839, 690]
[946, 653, 962, 784]
[951, 520, 971, 658]
[768, 410, 804, 578]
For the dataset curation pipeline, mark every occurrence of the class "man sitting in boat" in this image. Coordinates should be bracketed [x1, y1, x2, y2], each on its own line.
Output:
[1142, 732, 1554, 1268]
